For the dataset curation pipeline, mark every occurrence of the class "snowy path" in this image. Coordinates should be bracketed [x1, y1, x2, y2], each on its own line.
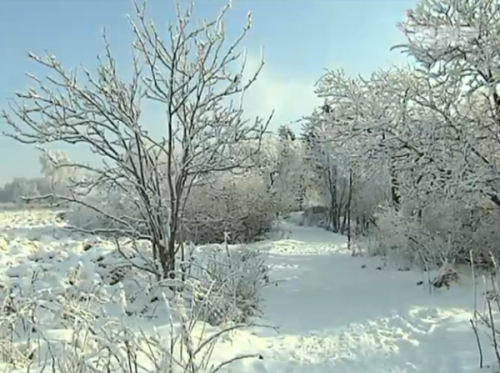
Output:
[220, 222, 492, 373]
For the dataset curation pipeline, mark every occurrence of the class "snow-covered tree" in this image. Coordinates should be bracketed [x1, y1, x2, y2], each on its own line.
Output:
[38, 150, 79, 198]
[0, 177, 40, 203]
[302, 70, 398, 234]
[303, 0, 500, 266]
[1, 0, 270, 279]
[273, 126, 308, 212]
[395, 0, 500, 208]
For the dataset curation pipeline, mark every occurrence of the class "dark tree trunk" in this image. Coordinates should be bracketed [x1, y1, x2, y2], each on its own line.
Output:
[390, 158, 400, 208]
[347, 169, 353, 254]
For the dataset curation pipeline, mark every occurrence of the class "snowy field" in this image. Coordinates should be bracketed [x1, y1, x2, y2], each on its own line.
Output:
[0, 208, 496, 373]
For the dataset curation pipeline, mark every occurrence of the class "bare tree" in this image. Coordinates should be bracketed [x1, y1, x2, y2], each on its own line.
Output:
[1, 0, 271, 279]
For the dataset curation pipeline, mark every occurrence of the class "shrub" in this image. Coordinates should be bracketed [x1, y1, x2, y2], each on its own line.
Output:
[183, 173, 279, 245]
[182, 242, 271, 325]
[357, 200, 500, 269]
[66, 172, 280, 245]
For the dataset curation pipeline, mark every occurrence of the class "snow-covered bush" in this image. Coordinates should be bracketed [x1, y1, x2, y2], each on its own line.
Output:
[181, 242, 271, 325]
[0, 281, 263, 372]
[183, 173, 279, 245]
[66, 170, 280, 245]
[87, 239, 271, 326]
[359, 203, 450, 267]
[64, 181, 150, 237]
[357, 199, 500, 269]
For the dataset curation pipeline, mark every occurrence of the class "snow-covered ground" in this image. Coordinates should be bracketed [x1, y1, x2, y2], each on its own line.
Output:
[227, 222, 489, 373]
[0, 208, 496, 372]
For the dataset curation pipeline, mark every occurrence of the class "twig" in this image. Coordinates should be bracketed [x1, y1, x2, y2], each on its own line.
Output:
[487, 298, 500, 366]
[470, 317, 484, 368]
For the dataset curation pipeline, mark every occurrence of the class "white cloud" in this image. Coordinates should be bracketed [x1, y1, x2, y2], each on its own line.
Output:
[242, 53, 320, 133]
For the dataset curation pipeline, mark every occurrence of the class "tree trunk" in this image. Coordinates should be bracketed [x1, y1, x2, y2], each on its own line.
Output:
[328, 165, 339, 232]
[390, 158, 400, 208]
[347, 169, 353, 254]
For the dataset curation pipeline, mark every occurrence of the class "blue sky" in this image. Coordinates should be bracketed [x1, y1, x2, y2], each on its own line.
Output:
[0, 0, 418, 184]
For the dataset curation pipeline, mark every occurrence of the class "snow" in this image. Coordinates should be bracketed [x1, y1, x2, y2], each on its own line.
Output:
[254, 222, 484, 372]
[0, 208, 496, 372]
